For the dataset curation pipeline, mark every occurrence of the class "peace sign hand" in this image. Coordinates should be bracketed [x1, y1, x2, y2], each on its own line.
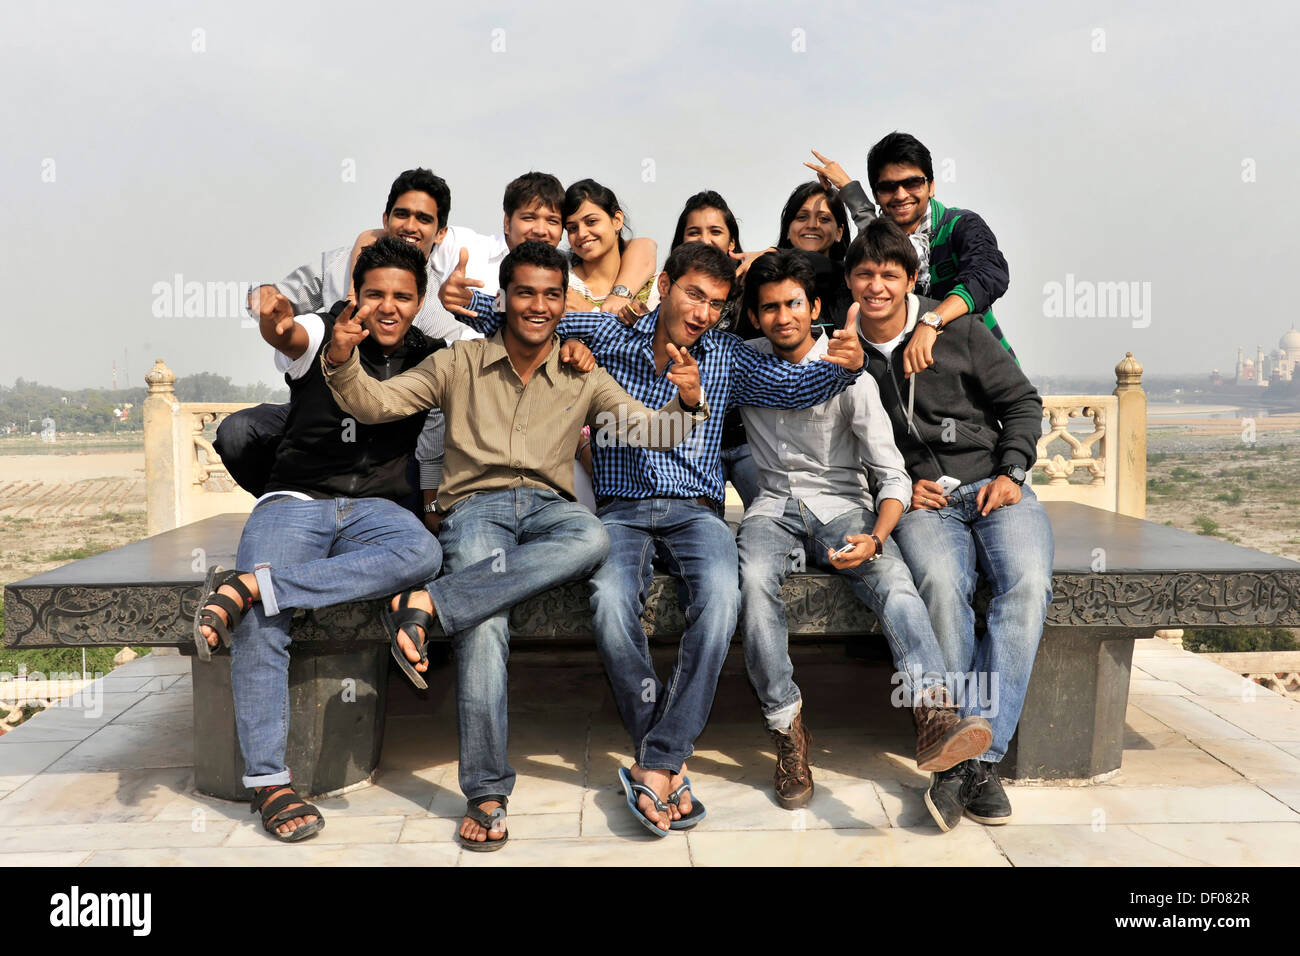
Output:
[326, 300, 373, 366]
[803, 149, 852, 190]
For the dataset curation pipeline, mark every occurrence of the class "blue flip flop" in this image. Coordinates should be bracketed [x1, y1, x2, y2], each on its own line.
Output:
[667, 776, 706, 830]
[618, 767, 670, 838]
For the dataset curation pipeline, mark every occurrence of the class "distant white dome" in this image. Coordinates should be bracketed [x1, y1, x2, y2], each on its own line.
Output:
[1281, 328, 1300, 352]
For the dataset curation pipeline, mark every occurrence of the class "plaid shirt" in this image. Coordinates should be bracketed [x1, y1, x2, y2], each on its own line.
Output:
[465, 290, 859, 504]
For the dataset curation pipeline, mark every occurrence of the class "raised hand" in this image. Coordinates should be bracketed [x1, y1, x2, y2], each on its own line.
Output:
[560, 338, 596, 373]
[803, 149, 852, 190]
[665, 343, 702, 409]
[823, 303, 864, 370]
[326, 301, 373, 365]
[254, 285, 295, 336]
[438, 247, 484, 318]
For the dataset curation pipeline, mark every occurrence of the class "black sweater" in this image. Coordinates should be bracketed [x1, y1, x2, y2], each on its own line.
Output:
[862, 298, 1041, 484]
[266, 301, 445, 501]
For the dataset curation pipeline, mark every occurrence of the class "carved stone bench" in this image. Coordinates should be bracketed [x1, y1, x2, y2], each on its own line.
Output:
[8, 502, 1298, 798]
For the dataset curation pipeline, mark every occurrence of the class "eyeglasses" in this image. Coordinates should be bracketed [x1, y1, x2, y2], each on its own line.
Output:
[873, 175, 929, 196]
[671, 279, 728, 316]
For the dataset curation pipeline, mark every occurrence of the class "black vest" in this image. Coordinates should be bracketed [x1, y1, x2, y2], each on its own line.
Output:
[265, 301, 445, 501]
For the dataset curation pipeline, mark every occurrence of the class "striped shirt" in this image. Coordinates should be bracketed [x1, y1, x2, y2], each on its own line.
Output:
[465, 290, 860, 504]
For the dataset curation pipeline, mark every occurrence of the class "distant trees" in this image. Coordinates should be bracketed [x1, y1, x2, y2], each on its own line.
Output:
[0, 375, 287, 434]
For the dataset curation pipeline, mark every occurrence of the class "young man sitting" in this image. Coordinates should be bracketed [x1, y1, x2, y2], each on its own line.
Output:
[440, 241, 867, 835]
[849, 218, 1052, 832]
[324, 240, 707, 851]
[217, 167, 476, 503]
[192, 236, 448, 843]
[735, 250, 993, 810]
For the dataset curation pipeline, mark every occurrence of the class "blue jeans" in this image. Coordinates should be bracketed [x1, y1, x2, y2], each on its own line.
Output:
[429, 488, 610, 801]
[892, 478, 1054, 762]
[230, 495, 443, 787]
[722, 443, 759, 509]
[588, 497, 740, 772]
[738, 498, 949, 731]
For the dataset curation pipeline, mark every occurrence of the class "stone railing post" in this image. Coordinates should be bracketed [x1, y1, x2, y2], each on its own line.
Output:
[1113, 352, 1146, 518]
[143, 359, 183, 535]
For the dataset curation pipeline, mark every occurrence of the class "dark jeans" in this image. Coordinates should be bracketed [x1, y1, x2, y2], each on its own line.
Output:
[588, 497, 740, 772]
[214, 403, 289, 498]
[429, 488, 611, 800]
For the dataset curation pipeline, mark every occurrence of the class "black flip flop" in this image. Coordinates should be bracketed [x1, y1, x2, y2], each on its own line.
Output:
[382, 590, 435, 690]
[456, 795, 508, 852]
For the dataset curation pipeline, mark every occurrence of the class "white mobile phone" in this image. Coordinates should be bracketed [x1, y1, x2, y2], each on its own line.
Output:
[936, 475, 962, 496]
[832, 542, 856, 557]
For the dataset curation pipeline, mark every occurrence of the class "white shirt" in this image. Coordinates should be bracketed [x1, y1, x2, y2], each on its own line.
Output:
[429, 225, 511, 296]
[739, 334, 912, 524]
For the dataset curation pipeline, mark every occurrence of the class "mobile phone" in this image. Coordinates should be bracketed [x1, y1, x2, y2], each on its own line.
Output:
[936, 475, 961, 496]
[832, 542, 856, 557]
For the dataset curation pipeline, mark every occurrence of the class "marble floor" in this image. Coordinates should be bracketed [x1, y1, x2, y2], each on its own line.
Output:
[0, 636, 1296, 866]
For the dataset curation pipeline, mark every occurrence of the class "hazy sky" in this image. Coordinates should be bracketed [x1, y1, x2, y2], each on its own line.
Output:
[2, 0, 1297, 391]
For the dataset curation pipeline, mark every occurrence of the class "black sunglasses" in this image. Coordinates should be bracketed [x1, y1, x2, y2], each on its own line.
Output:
[873, 175, 929, 195]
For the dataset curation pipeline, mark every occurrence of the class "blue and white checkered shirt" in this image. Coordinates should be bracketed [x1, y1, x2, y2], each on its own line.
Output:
[465, 290, 860, 504]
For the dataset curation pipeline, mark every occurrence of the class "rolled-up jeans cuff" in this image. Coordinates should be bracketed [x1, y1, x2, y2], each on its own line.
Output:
[242, 769, 292, 789]
[764, 698, 801, 733]
[254, 563, 278, 616]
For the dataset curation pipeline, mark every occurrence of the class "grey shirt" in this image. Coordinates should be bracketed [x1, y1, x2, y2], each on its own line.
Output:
[740, 333, 911, 523]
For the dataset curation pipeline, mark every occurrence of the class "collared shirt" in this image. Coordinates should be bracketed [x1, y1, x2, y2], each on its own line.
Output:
[740, 334, 911, 524]
[464, 290, 860, 504]
[909, 205, 933, 295]
[322, 331, 704, 511]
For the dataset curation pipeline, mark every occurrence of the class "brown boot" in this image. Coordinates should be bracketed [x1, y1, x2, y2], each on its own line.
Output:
[914, 685, 993, 772]
[769, 709, 814, 809]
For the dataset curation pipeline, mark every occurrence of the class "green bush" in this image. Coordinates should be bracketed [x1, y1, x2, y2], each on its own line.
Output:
[1193, 515, 1219, 536]
[1213, 487, 1244, 505]
[1184, 628, 1299, 653]
[1170, 466, 1204, 481]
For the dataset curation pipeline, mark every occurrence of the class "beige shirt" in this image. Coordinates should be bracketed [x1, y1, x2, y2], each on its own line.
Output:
[323, 332, 706, 511]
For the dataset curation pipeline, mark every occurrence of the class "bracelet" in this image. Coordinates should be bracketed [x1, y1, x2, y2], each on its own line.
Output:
[867, 532, 884, 561]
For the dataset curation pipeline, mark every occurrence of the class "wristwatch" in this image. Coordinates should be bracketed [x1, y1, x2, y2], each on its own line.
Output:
[998, 464, 1027, 486]
[609, 284, 633, 300]
[919, 311, 943, 331]
[423, 501, 447, 515]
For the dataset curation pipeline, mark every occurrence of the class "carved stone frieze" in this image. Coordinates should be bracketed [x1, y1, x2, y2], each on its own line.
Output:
[8, 568, 1300, 647]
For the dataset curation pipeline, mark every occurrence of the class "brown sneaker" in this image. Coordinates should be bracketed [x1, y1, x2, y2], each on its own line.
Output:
[769, 709, 814, 810]
[914, 685, 993, 773]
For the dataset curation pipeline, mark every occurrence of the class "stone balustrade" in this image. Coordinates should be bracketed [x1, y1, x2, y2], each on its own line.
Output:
[142, 352, 1149, 535]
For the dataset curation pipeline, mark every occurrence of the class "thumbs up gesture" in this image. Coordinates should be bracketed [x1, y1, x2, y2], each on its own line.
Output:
[326, 300, 373, 366]
[823, 302, 864, 370]
[438, 247, 485, 318]
[665, 343, 702, 409]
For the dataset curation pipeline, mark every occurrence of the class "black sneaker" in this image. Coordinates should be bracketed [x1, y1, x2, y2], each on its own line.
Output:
[964, 761, 1012, 825]
[924, 759, 984, 833]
